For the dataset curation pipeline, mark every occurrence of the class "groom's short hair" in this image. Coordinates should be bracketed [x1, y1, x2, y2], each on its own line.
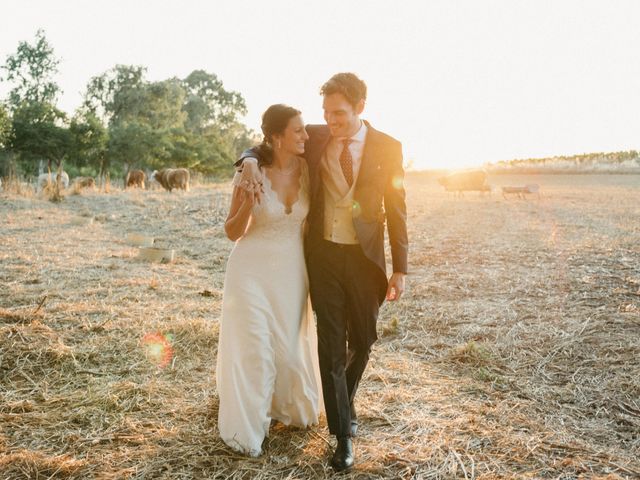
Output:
[320, 73, 367, 108]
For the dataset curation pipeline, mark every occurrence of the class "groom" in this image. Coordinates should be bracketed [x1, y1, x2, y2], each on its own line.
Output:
[237, 72, 408, 471]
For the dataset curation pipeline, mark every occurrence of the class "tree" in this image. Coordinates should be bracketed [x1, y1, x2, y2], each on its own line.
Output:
[0, 103, 11, 148]
[182, 70, 247, 133]
[0, 103, 15, 177]
[107, 120, 164, 174]
[181, 70, 257, 171]
[1, 30, 68, 175]
[84, 68, 183, 173]
[83, 65, 147, 125]
[68, 110, 108, 176]
[167, 127, 235, 175]
[10, 102, 70, 174]
[82, 66, 252, 175]
[229, 121, 260, 158]
[1, 29, 61, 108]
[143, 78, 186, 130]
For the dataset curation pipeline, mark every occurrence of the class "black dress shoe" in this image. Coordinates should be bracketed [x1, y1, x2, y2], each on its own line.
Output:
[330, 436, 354, 472]
[350, 404, 358, 437]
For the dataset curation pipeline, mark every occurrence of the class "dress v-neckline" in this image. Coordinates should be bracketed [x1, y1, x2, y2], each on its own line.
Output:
[263, 161, 302, 215]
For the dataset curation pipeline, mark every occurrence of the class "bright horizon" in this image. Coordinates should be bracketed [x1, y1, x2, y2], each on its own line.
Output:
[1, 0, 639, 170]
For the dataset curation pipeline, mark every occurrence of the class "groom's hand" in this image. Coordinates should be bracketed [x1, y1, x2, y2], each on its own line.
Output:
[386, 272, 406, 301]
[237, 157, 264, 204]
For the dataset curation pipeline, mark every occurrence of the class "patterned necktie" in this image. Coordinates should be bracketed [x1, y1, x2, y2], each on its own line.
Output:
[339, 139, 353, 187]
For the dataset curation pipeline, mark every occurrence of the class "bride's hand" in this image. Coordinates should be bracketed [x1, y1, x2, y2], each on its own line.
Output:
[237, 159, 264, 204]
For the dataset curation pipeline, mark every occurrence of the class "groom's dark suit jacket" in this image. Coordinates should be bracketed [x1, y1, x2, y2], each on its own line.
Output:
[240, 121, 408, 301]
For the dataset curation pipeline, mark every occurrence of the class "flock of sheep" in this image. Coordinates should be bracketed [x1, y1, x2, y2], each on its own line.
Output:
[2, 167, 537, 199]
[28, 167, 191, 193]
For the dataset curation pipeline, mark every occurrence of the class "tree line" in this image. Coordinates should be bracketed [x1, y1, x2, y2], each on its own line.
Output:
[488, 150, 640, 172]
[0, 30, 256, 182]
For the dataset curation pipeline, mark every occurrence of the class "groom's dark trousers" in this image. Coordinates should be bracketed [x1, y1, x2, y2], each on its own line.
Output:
[307, 240, 382, 437]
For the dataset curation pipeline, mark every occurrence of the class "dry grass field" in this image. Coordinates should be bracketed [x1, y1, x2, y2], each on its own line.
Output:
[1, 173, 639, 479]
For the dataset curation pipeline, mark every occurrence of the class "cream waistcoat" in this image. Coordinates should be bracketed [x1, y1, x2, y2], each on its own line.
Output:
[321, 122, 367, 244]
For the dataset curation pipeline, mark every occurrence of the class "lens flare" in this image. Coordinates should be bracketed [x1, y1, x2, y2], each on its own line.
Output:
[141, 332, 174, 368]
[392, 175, 404, 190]
[352, 200, 362, 217]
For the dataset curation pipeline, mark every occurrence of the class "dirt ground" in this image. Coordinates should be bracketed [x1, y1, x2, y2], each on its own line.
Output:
[1, 173, 638, 479]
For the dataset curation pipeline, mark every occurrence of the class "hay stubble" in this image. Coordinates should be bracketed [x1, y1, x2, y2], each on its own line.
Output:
[0, 174, 638, 479]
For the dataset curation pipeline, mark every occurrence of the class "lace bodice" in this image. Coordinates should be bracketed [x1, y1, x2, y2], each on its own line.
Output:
[235, 159, 309, 239]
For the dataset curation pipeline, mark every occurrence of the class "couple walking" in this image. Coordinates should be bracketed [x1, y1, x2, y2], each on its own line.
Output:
[216, 72, 408, 471]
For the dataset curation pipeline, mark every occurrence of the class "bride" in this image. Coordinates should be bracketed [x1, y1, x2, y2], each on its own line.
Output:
[216, 104, 322, 456]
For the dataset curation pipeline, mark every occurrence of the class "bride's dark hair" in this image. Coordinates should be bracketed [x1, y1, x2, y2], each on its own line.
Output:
[255, 104, 301, 167]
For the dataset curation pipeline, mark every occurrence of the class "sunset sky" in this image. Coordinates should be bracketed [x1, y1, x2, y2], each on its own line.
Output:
[1, 0, 639, 170]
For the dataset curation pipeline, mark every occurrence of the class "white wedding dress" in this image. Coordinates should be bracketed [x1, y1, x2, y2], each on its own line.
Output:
[216, 159, 322, 456]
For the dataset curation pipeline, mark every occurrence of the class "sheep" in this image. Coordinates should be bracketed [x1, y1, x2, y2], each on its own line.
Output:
[125, 170, 146, 189]
[151, 168, 190, 192]
[502, 184, 540, 200]
[37, 171, 69, 191]
[437, 170, 490, 196]
[72, 176, 96, 190]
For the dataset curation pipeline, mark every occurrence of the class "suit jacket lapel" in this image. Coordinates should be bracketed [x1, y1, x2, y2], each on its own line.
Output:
[355, 121, 381, 191]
